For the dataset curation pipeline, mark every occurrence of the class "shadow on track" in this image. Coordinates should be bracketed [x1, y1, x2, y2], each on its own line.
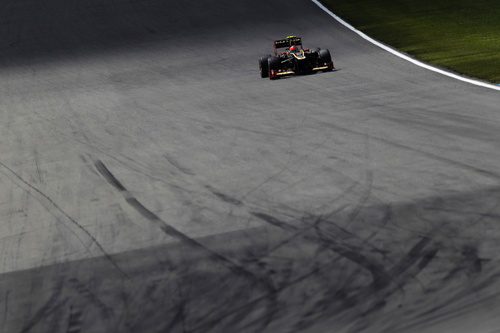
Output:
[0, 0, 301, 67]
[3, 186, 500, 333]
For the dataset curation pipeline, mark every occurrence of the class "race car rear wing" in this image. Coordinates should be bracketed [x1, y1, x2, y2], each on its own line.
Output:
[274, 37, 302, 49]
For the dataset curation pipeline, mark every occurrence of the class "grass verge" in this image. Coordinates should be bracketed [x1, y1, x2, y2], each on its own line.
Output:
[321, 0, 500, 83]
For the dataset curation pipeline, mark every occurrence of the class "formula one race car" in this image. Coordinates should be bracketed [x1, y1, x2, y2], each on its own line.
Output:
[259, 36, 334, 80]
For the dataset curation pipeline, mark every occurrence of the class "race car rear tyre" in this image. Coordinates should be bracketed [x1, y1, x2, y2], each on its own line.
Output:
[318, 49, 334, 71]
[268, 56, 280, 80]
[259, 55, 271, 78]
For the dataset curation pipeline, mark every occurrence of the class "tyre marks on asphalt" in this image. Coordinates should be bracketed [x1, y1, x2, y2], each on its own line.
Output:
[252, 211, 393, 287]
[4, 187, 500, 332]
[442, 245, 484, 282]
[205, 185, 243, 206]
[67, 278, 114, 319]
[19, 280, 66, 333]
[320, 120, 500, 181]
[1, 290, 9, 333]
[9, 157, 496, 332]
[66, 305, 83, 333]
[265, 214, 434, 276]
[33, 149, 44, 184]
[94, 159, 275, 291]
[163, 153, 196, 176]
[0, 160, 128, 279]
[248, 198, 449, 332]
[94, 158, 288, 331]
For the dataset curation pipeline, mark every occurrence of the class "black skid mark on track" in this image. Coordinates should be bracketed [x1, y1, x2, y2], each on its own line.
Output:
[94, 160, 127, 192]
[0, 160, 128, 279]
[20, 280, 67, 333]
[323, 121, 500, 181]
[251, 212, 296, 232]
[159, 286, 187, 333]
[95, 159, 283, 332]
[163, 153, 196, 176]
[205, 185, 243, 206]
[66, 305, 83, 333]
[461, 245, 484, 276]
[321, 236, 392, 290]
[67, 278, 114, 319]
[252, 209, 441, 326]
[33, 150, 44, 184]
[354, 239, 440, 320]
[94, 160, 275, 291]
[442, 245, 485, 282]
[5, 185, 500, 332]
[252, 211, 392, 288]
[386, 237, 435, 288]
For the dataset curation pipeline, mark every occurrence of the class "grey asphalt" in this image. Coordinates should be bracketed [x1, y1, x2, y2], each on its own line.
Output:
[0, 0, 500, 332]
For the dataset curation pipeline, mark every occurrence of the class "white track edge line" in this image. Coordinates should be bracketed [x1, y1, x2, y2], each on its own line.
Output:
[311, 0, 500, 92]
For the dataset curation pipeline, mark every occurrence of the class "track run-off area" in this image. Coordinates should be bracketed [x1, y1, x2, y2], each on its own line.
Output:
[0, 0, 499, 332]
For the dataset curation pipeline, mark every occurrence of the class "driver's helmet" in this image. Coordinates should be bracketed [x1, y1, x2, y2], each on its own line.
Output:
[289, 45, 298, 52]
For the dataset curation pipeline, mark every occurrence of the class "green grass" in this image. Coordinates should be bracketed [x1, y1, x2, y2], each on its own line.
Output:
[322, 0, 500, 83]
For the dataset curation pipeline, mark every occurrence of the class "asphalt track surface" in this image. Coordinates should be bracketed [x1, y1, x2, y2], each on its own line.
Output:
[0, 0, 500, 332]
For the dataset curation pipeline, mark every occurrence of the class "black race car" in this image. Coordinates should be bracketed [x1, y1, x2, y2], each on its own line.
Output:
[259, 36, 334, 80]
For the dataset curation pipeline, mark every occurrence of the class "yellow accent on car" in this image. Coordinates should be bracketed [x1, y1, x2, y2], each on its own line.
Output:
[312, 66, 330, 71]
[291, 50, 306, 60]
[276, 71, 295, 76]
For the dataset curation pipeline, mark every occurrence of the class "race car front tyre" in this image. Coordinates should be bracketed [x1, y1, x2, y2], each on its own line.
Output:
[268, 56, 280, 80]
[318, 49, 334, 71]
[259, 55, 271, 78]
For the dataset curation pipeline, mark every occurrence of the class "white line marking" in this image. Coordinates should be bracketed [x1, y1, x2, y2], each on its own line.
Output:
[311, 0, 500, 92]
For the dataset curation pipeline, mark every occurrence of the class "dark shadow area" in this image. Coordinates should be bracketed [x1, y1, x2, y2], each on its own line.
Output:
[2, 186, 500, 332]
[0, 0, 298, 67]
